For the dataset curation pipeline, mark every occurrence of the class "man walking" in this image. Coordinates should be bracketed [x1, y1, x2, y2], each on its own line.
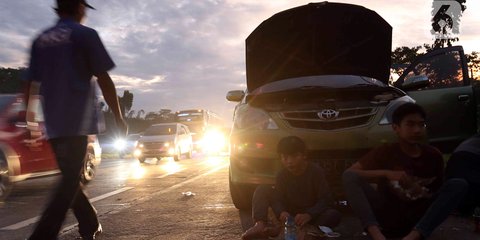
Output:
[26, 0, 127, 239]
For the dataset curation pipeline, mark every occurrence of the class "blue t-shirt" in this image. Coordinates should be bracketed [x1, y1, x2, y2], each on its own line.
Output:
[28, 18, 115, 138]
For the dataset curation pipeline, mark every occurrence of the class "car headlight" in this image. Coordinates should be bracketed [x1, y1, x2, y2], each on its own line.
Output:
[164, 142, 170, 147]
[235, 107, 279, 130]
[114, 138, 127, 150]
[379, 96, 415, 125]
[137, 142, 144, 148]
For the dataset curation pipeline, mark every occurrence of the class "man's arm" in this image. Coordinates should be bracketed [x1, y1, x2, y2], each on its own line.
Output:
[96, 71, 128, 136]
[347, 157, 406, 181]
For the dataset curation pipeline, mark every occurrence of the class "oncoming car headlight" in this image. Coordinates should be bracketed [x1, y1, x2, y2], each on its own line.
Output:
[235, 107, 278, 130]
[114, 138, 127, 150]
[201, 129, 227, 153]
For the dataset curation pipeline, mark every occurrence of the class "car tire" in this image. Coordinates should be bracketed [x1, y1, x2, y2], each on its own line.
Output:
[138, 157, 146, 163]
[229, 173, 255, 210]
[186, 146, 193, 159]
[0, 152, 12, 202]
[81, 149, 96, 184]
[174, 148, 180, 161]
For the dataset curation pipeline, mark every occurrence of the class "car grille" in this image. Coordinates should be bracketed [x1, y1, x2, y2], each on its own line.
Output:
[143, 142, 165, 150]
[281, 107, 377, 130]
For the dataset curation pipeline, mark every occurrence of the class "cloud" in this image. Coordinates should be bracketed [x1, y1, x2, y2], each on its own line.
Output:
[0, 0, 478, 121]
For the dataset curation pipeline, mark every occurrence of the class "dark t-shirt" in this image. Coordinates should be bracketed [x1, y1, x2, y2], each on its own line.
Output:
[275, 162, 334, 219]
[359, 143, 444, 198]
[28, 18, 115, 138]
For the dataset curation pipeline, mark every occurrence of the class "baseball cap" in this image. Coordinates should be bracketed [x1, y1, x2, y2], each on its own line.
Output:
[56, 0, 95, 10]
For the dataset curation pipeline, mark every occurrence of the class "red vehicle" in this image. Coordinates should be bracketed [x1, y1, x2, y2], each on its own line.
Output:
[0, 94, 101, 200]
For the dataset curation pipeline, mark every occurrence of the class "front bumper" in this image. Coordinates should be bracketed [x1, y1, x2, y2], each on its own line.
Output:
[229, 122, 397, 187]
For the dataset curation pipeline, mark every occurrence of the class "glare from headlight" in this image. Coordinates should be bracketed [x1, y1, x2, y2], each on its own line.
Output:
[133, 149, 142, 157]
[201, 129, 227, 153]
[168, 148, 175, 155]
[164, 142, 170, 147]
[114, 139, 127, 150]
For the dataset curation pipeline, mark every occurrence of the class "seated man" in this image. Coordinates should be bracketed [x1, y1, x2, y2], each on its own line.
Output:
[402, 133, 480, 240]
[445, 133, 480, 215]
[242, 136, 341, 240]
[343, 103, 445, 240]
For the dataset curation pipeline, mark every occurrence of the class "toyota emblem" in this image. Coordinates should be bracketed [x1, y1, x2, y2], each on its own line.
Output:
[318, 109, 339, 120]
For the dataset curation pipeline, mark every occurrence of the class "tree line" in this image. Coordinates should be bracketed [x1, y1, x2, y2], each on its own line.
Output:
[1, 43, 479, 133]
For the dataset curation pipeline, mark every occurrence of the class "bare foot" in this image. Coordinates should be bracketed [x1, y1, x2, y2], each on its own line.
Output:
[402, 230, 423, 240]
[241, 221, 267, 240]
[367, 225, 386, 240]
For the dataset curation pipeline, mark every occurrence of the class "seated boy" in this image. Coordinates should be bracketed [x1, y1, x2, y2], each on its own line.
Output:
[342, 103, 444, 240]
[402, 133, 480, 240]
[242, 136, 341, 240]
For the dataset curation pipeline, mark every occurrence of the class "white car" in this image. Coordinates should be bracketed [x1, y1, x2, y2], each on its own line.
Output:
[134, 123, 193, 163]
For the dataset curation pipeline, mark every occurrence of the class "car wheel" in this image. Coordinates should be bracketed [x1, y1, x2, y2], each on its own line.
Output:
[0, 153, 12, 202]
[174, 148, 180, 161]
[81, 149, 96, 184]
[138, 157, 146, 163]
[186, 147, 192, 159]
[229, 172, 255, 210]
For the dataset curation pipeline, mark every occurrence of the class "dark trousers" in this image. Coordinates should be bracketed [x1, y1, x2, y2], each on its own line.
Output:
[446, 151, 480, 214]
[342, 170, 434, 237]
[252, 185, 341, 228]
[29, 136, 99, 240]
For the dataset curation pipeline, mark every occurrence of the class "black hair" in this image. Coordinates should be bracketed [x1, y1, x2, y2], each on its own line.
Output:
[55, 0, 81, 15]
[277, 136, 307, 156]
[392, 102, 426, 125]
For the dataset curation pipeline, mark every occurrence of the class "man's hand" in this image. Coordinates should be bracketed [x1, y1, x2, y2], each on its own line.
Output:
[385, 170, 407, 181]
[279, 211, 290, 223]
[294, 213, 312, 227]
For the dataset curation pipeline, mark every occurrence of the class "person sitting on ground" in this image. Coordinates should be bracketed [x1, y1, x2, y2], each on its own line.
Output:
[242, 136, 342, 240]
[402, 133, 480, 240]
[342, 103, 444, 240]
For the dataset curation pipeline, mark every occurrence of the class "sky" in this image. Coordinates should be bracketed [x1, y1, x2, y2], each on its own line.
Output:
[0, 0, 479, 122]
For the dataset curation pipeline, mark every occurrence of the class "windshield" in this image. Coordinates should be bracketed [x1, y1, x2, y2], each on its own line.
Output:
[144, 125, 176, 136]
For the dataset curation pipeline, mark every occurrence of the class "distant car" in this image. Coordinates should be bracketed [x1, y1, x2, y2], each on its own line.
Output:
[134, 123, 193, 163]
[111, 133, 142, 158]
[0, 94, 101, 200]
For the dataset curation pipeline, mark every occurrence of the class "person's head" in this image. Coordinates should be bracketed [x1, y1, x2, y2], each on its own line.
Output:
[277, 136, 308, 175]
[392, 103, 427, 144]
[55, 0, 95, 23]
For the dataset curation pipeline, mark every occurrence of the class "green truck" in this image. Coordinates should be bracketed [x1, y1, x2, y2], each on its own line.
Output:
[226, 2, 479, 209]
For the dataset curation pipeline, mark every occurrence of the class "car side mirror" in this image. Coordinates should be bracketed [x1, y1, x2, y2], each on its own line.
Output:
[226, 90, 245, 102]
[402, 75, 429, 90]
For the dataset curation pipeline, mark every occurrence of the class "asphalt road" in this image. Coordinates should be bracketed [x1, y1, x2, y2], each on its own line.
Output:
[0, 154, 478, 240]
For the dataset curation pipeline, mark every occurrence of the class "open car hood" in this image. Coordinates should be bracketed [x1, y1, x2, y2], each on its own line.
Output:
[246, 2, 392, 92]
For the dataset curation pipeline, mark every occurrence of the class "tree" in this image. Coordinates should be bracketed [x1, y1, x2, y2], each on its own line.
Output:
[118, 90, 134, 117]
[0, 67, 26, 93]
[127, 110, 135, 119]
[136, 109, 145, 119]
[466, 51, 480, 80]
[391, 46, 424, 76]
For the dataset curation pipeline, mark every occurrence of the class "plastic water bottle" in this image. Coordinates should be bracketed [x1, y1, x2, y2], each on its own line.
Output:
[284, 216, 296, 240]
